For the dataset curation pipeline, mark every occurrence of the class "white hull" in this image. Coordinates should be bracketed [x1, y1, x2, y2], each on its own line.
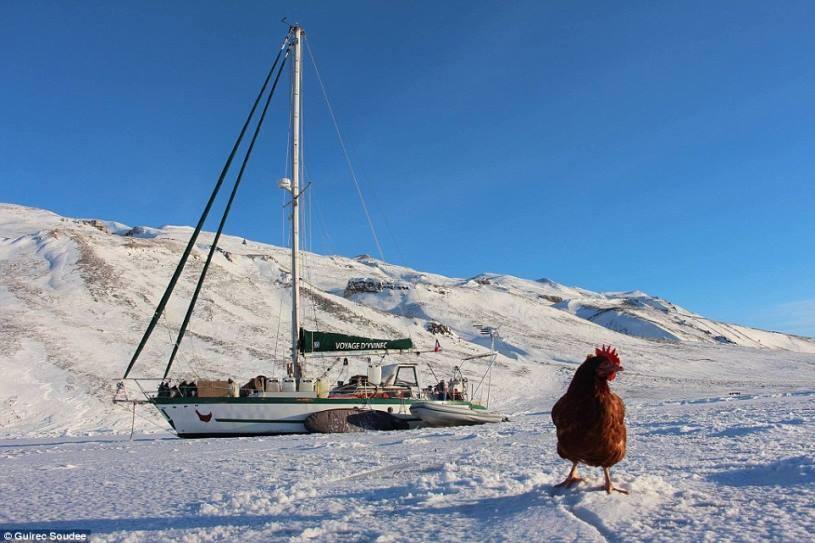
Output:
[410, 401, 504, 427]
[152, 397, 437, 437]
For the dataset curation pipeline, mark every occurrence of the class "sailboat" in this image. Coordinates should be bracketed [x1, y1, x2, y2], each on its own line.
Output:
[114, 24, 500, 438]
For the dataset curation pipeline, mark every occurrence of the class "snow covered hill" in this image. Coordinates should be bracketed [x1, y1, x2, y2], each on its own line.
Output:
[0, 202, 814, 438]
[1, 203, 814, 542]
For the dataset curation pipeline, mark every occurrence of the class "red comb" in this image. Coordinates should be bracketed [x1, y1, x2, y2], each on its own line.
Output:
[595, 345, 621, 366]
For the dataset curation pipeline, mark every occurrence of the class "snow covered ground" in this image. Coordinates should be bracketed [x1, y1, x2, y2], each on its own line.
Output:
[1, 203, 814, 541]
[1, 388, 813, 542]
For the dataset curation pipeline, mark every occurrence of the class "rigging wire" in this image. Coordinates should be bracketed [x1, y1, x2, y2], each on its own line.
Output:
[304, 35, 385, 262]
[272, 75, 293, 377]
[155, 296, 200, 381]
[168, 266, 204, 380]
[272, 79, 294, 376]
[281, 102, 291, 247]
[162, 42, 293, 379]
[272, 280, 286, 373]
[122, 34, 292, 380]
[114, 402, 174, 433]
[304, 36, 418, 351]
[309, 191, 337, 253]
[297, 67, 321, 334]
[297, 60, 310, 325]
[160, 311, 180, 373]
[163, 309, 201, 381]
[355, 161, 407, 264]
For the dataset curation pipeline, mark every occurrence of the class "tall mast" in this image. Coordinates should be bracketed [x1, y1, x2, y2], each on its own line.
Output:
[290, 25, 304, 383]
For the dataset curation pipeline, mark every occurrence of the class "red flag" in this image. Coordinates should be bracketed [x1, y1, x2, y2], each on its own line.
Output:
[434, 339, 441, 352]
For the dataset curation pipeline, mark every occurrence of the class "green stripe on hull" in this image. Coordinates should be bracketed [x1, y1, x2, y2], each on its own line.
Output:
[215, 418, 305, 424]
[177, 432, 302, 439]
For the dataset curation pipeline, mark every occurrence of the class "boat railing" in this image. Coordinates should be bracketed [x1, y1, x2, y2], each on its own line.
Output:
[114, 377, 231, 403]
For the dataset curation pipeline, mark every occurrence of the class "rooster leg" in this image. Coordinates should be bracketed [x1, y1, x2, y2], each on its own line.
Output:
[555, 462, 583, 488]
[603, 467, 628, 495]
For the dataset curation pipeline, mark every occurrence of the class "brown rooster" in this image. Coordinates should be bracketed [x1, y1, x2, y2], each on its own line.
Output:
[552, 345, 628, 494]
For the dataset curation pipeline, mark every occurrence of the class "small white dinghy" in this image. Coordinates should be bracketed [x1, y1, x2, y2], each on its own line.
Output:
[410, 401, 504, 427]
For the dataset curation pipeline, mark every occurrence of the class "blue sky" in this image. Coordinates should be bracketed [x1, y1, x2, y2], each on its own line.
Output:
[2, 1, 814, 336]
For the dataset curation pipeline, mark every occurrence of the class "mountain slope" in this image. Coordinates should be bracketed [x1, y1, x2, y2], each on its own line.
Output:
[1, 203, 813, 437]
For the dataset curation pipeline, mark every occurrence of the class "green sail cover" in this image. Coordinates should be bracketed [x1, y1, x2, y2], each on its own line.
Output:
[299, 328, 413, 353]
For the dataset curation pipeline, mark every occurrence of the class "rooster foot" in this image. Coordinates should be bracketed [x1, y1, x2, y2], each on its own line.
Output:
[602, 467, 628, 495]
[554, 463, 583, 489]
[603, 483, 629, 495]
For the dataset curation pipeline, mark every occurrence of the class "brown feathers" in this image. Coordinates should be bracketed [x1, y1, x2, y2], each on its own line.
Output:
[552, 351, 627, 468]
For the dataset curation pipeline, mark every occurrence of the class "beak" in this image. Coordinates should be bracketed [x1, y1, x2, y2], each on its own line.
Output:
[615, 366, 624, 372]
